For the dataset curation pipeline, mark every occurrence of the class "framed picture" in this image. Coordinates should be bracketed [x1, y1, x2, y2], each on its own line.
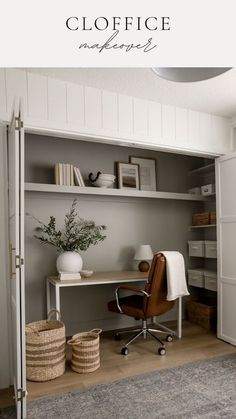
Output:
[130, 157, 157, 191]
[117, 162, 140, 190]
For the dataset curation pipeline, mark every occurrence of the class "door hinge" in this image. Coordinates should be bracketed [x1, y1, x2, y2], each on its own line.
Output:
[15, 256, 24, 268]
[15, 117, 20, 130]
[15, 255, 20, 268]
[16, 388, 26, 402]
[15, 117, 23, 130]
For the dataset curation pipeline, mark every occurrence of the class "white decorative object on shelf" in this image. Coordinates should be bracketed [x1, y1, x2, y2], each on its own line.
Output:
[89, 172, 115, 188]
[58, 272, 81, 280]
[201, 184, 215, 196]
[56, 251, 83, 274]
[80, 270, 94, 278]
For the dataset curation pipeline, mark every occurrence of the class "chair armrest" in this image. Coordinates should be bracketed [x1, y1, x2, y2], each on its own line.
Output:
[115, 285, 150, 314]
[117, 284, 150, 296]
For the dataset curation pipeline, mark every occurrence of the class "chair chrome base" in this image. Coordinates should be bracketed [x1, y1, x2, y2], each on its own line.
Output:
[116, 320, 176, 356]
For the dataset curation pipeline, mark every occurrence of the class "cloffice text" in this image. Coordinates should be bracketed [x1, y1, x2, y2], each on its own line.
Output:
[65, 16, 171, 54]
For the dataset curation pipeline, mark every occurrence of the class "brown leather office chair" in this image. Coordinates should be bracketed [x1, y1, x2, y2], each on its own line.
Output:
[108, 253, 175, 355]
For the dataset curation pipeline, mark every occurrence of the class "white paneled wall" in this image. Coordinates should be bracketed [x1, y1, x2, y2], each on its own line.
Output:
[118, 93, 133, 138]
[0, 69, 7, 116]
[27, 72, 48, 120]
[148, 101, 162, 141]
[176, 107, 188, 147]
[66, 83, 85, 129]
[133, 97, 148, 139]
[212, 115, 232, 153]
[102, 90, 118, 133]
[84, 86, 102, 130]
[5, 69, 28, 115]
[199, 112, 212, 151]
[162, 104, 175, 143]
[47, 78, 67, 124]
[188, 110, 200, 149]
[0, 69, 232, 156]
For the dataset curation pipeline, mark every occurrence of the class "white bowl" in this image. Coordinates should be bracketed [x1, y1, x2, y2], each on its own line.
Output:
[93, 174, 116, 188]
[80, 270, 94, 278]
[100, 174, 115, 180]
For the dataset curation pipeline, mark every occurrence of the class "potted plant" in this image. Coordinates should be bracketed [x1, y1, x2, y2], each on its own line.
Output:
[33, 199, 106, 273]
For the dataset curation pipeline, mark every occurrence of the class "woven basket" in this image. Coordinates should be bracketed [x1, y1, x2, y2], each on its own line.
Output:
[25, 309, 66, 382]
[186, 300, 217, 331]
[192, 212, 209, 226]
[67, 329, 102, 374]
[210, 211, 216, 225]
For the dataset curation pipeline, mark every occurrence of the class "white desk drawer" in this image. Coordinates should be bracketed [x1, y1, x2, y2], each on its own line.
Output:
[188, 269, 204, 288]
[205, 241, 217, 259]
[188, 241, 205, 257]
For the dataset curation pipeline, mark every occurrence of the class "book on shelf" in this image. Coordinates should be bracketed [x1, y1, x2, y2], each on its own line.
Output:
[58, 272, 81, 280]
[74, 166, 85, 187]
[70, 165, 74, 186]
[55, 163, 60, 185]
[55, 163, 74, 186]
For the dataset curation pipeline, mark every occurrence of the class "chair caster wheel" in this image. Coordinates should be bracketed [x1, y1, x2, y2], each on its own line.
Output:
[158, 347, 166, 356]
[166, 335, 173, 342]
[115, 333, 121, 341]
[121, 347, 129, 356]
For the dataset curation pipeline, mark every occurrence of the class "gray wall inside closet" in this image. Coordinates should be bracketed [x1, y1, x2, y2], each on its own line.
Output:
[25, 134, 210, 335]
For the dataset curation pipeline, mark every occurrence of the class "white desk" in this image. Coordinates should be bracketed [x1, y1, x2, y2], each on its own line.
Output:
[46, 271, 182, 338]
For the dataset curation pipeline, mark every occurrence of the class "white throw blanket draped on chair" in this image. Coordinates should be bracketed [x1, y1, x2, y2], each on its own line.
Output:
[160, 251, 189, 301]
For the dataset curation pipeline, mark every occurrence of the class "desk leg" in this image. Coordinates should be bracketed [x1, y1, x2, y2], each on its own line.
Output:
[55, 285, 61, 313]
[46, 279, 51, 315]
[178, 297, 182, 339]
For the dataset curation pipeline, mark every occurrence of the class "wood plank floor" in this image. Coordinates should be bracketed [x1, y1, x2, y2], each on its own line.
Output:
[1, 321, 235, 408]
[27, 321, 235, 401]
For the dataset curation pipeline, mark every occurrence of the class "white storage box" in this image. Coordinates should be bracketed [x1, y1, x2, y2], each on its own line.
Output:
[205, 241, 217, 258]
[188, 269, 205, 288]
[204, 271, 217, 292]
[201, 184, 215, 196]
[188, 241, 205, 257]
[188, 187, 201, 195]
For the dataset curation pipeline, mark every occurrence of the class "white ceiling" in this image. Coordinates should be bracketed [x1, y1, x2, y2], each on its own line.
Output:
[25, 68, 236, 118]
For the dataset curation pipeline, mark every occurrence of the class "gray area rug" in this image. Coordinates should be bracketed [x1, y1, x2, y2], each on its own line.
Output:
[1, 353, 236, 419]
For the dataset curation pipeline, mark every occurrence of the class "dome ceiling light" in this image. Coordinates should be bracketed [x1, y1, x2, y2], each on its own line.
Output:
[152, 68, 232, 82]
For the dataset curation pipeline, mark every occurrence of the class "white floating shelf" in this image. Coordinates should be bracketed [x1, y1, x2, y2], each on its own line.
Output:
[25, 183, 209, 201]
[189, 163, 215, 176]
[190, 224, 216, 229]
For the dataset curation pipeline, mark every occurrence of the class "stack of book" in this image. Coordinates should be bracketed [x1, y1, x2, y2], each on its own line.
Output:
[55, 163, 85, 186]
[58, 272, 81, 280]
[74, 166, 85, 187]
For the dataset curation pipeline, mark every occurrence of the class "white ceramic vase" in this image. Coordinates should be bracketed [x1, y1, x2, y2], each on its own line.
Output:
[56, 251, 83, 273]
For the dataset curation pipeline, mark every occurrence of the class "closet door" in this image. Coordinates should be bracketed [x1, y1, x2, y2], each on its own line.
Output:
[216, 152, 236, 345]
[8, 102, 26, 418]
